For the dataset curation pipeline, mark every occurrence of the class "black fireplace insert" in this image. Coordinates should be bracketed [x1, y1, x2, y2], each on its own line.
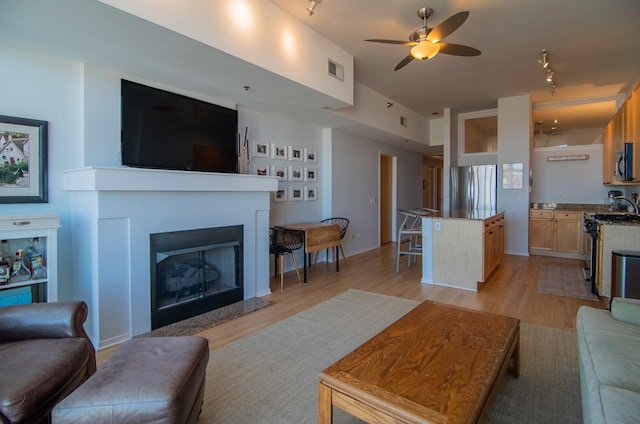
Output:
[150, 225, 243, 329]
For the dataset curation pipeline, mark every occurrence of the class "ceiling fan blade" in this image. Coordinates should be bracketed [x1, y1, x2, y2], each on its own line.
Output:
[426, 11, 469, 43]
[437, 43, 481, 56]
[365, 39, 415, 46]
[394, 55, 415, 71]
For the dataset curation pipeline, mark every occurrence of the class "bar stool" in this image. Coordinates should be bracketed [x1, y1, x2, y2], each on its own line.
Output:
[396, 209, 424, 272]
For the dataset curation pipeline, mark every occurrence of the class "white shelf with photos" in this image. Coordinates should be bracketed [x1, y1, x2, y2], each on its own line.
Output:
[0, 214, 59, 303]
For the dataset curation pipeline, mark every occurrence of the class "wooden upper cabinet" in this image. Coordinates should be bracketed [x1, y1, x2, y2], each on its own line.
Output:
[603, 81, 640, 184]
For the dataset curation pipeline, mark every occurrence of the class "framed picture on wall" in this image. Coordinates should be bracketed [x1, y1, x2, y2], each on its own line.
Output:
[253, 140, 269, 158]
[273, 188, 288, 202]
[0, 115, 48, 204]
[271, 164, 288, 180]
[252, 163, 269, 176]
[272, 143, 288, 160]
[289, 186, 303, 201]
[289, 166, 303, 181]
[304, 168, 317, 182]
[289, 146, 303, 161]
[304, 148, 317, 163]
[304, 186, 317, 201]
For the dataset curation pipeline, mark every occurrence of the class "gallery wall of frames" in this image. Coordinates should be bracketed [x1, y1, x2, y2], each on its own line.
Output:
[251, 140, 318, 203]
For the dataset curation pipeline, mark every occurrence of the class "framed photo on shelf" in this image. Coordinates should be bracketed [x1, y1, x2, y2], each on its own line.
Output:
[253, 140, 269, 158]
[271, 143, 288, 160]
[271, 164, 288, 180]
[304, 167, 317, 182]
[289, 186, 303, 201]
[289, 166, 303, 181]
[252, 163, 269, 176]
[304, 148, 317, 163]
[273, 188, 288, 202]
[0, 115, 48, 204]
[304, 186, 317, 201]
[289, 146, 303, 161]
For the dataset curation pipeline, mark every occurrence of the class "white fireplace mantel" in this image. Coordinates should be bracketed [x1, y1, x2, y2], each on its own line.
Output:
[63, 166, 277, 349]
[63, 166, 276, 192]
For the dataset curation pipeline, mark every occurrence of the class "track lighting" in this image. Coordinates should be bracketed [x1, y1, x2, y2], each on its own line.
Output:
[538, 49, 557, 94]
[306, 0, 319, 16]
[386, 102, 394, 108]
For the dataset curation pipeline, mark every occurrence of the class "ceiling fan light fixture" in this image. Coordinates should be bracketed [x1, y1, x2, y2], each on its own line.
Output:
[410, 41, 440, 60]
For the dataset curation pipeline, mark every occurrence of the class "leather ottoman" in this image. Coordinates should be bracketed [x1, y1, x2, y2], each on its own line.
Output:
[53, 336, 209, 424]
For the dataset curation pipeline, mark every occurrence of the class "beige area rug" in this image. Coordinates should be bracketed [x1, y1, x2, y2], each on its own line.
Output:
[198, 289, 582, 424]
[136, 297, 272, 338]
[537, 264, 599, 300]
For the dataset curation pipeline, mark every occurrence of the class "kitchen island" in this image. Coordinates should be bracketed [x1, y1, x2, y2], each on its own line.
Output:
[421, 210, 504, 291]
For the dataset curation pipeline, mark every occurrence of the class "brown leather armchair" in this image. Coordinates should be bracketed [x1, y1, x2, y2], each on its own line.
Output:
[0, 301, 96, 423]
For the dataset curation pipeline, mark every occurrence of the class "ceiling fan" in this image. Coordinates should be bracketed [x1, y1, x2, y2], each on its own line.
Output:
[365, 7, 481, 71]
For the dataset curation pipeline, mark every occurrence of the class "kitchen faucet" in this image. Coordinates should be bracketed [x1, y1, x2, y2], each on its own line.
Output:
[614, 195, 639, 215]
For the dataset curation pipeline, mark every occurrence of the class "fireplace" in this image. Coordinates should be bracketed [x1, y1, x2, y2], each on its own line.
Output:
[150, 225, 243, 329]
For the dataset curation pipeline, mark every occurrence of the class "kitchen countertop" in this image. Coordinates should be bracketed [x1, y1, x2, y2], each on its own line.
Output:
[530, 203, 615, 213]
[429, 209, 504, 220]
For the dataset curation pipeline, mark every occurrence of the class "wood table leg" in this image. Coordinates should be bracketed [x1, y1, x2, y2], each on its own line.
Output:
[510, 329, 520, 378]
[318, 383, 333, 424]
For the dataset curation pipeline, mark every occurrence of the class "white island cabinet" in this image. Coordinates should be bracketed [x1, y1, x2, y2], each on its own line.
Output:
[0, 215, 59, 303]
[422, 210, 504, 291]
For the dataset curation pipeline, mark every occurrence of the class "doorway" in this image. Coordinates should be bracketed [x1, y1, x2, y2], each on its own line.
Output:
[379, 154, 394, 245]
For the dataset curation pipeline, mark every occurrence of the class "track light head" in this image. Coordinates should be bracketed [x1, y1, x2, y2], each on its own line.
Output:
[306, 0, 319, 16]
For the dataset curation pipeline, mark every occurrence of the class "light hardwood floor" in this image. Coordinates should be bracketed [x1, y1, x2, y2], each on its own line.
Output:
[96, 243, 608, 366]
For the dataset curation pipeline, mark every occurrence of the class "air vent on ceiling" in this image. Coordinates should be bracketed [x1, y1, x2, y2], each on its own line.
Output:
[328, 59, 344, 81]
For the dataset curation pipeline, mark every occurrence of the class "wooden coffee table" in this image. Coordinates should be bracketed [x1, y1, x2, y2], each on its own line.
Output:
[318, 300, 520, 424]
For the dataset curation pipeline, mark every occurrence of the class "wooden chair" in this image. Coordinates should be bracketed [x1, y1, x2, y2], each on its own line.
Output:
[269, 227, 303, 290]
[313, 217, 349, 264]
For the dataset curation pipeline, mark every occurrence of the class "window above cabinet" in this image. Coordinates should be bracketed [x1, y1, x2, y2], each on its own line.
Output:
[459, 109, 498, 155]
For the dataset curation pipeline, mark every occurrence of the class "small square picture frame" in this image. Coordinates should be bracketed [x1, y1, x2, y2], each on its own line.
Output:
[289, 166, 303, 181]
[252, 163, 269, 176]
[304, 167, 317, 182]
[253, 141, 269, 158]
[271, 164, 288, 180]
[272, 143, 288, 160]
[289, 186, 303, 201]
[304, 148, 317, 163]
[273, 188, 288, 202]
[289, 146, 303, 161]
[304, 186, 317, 201]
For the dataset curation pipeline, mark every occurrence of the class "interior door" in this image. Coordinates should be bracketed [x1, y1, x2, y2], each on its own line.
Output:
[380, 155, 393, 244]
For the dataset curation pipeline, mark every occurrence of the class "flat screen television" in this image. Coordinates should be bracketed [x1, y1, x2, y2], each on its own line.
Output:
[121, 79, 238, 173]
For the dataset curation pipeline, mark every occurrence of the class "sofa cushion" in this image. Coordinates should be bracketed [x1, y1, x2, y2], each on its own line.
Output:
[611, 297, 640, 326]
[600, 385, 640, 424]
[577, 306, 640, 393]
[0, 338, 91, 422]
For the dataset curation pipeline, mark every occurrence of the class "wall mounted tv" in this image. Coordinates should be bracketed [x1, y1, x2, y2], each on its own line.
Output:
[121, 79, 238, 173]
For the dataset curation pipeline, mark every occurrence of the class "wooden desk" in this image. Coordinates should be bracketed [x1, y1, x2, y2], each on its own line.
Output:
[277, 222, 340, 284]
[318, 300, 520, 424]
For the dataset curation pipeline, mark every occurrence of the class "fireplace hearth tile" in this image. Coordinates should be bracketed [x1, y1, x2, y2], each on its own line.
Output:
[136, 297, 272, 338]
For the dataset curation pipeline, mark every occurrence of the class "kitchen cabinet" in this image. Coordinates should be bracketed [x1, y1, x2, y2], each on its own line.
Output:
[0, 215, 59, 303]
[597, 223, 640, 298]
[554, 211, 582, 253]
[426, 210, 504, 291]
[529, 210, 554, 250]
[602, 81, 640, 185]
[529, 209, 582, 254]
[483, 213, 505, 281]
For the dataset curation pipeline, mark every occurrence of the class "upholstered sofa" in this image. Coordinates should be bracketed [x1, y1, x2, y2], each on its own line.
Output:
[0, 301, 96, 423]
[577, 297, 640, 424]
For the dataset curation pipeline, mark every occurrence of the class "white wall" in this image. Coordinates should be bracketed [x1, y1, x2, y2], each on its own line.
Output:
[330, 129, 423, 256]
[532, 144, 611, 205]
[497, 95, 531, 256]
[0, 46, 84, 300]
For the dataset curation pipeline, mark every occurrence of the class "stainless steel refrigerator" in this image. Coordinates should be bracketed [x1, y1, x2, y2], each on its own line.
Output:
[450, 165, 497, 210]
